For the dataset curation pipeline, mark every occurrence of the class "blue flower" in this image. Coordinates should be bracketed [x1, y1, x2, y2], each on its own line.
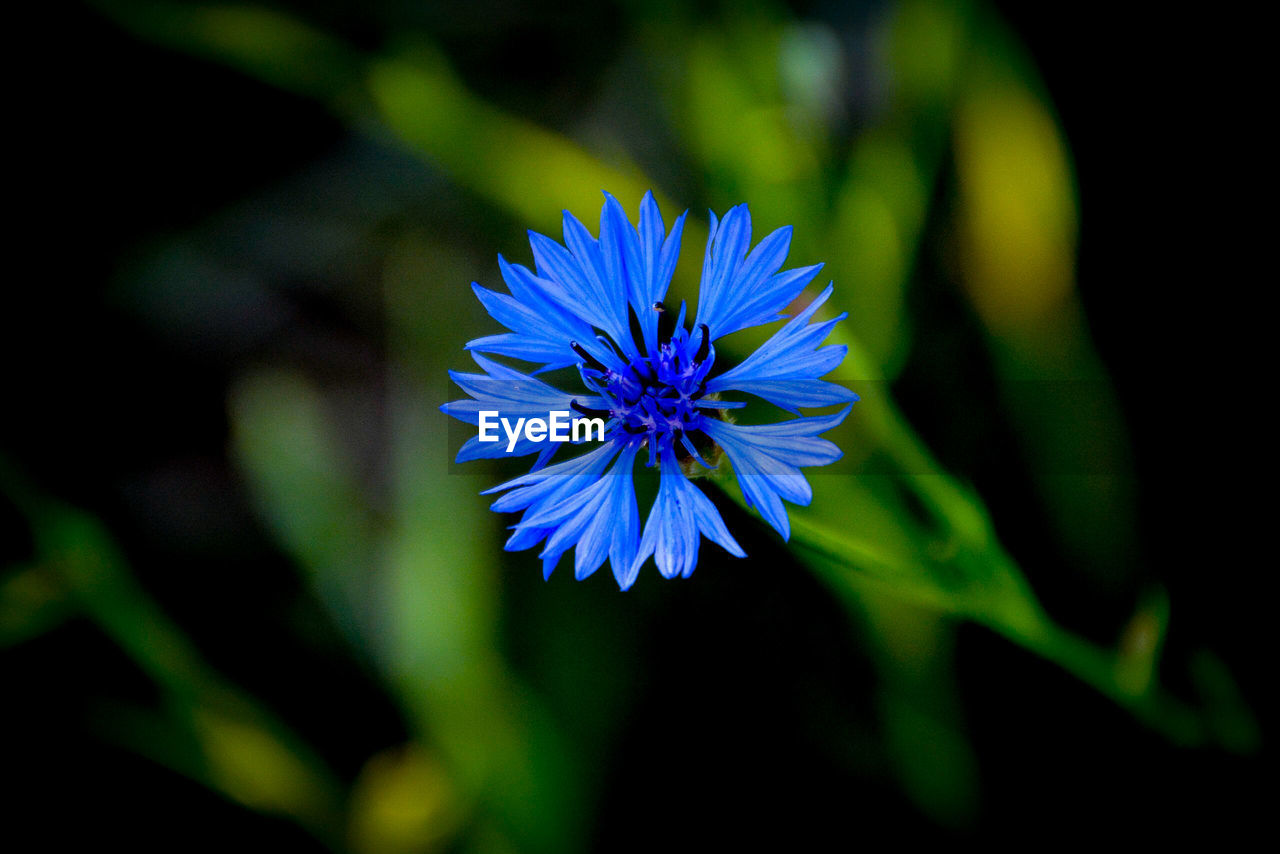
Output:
[442, 192, 857, 589]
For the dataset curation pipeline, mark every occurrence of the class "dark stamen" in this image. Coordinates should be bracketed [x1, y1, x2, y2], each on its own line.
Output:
[628, 303, 647, 356]
[600, 333, 626, 361]
[654, 301, 676, 344]
[570, 341, 607, 373]
[694, 324, 711, 364]
[570, 399, 612, 419]
[673, 424, 721, 466]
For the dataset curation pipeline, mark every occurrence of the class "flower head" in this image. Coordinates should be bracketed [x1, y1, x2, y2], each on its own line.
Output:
[442, 192, 857, 589]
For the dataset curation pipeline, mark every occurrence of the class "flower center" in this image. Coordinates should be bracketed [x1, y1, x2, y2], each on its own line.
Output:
[572, 307, 716, 459]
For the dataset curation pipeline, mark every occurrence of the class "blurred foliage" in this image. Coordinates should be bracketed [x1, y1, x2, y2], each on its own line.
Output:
[3, 0, 1265, 850]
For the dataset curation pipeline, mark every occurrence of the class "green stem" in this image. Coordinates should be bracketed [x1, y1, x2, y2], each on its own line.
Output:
[714, 447, 1242, 750]
[876, 416, 1214, 744]
[980, 599, 1209, 747]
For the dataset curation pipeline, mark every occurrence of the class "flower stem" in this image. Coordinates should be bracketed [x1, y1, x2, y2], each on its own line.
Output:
[712, 355, 1257, 750]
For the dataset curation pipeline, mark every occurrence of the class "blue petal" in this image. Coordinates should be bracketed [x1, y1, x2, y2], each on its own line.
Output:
[700, 406, 853, 539]
[441, 353, 607, 461]
[563, 209, 634, 357]
[468, 281, 584, 367]
[602, 192, 649, 337]
[692, 198, 829, 340]
[485, 444, 619, 510]
[534, 443, 642, 582]
[627, 447, 745, 586]
[712, 262, 822, 339]
[656, 210, 688, 306]
[528, 226, 625, 350]
[695, 204, 751, 334]
[705, 283, 859, 412]
[712, 380, 857, 414]
[464, 333, 578, 370]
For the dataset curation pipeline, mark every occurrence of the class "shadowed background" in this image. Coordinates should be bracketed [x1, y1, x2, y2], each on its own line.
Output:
[3, 0, 1269, 849]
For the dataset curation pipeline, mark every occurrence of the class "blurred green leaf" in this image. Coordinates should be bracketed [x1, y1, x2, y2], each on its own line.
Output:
[347, 744, 460, 854]
[230, 370, 380, 649]
[93, 0, 1257, 787]
[0, 564, 75, 648]
[0, 459, 345, 847]
[952, 9, 1138, 583]
[227, 277, 589, 851]
[855, 594, 978, 827]
[1190, 651, 1262, 754]
[91, 1, 360, 100]
[368, 49, 655, 234]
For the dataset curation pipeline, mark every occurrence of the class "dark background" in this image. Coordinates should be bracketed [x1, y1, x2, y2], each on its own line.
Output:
[4, 1, 1268, 849]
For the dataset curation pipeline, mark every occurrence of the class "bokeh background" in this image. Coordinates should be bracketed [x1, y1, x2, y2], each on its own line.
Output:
[4, 0, 1270, 849]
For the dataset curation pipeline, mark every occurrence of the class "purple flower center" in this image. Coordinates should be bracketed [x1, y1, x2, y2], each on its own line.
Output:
[572, 307, 717, 462]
